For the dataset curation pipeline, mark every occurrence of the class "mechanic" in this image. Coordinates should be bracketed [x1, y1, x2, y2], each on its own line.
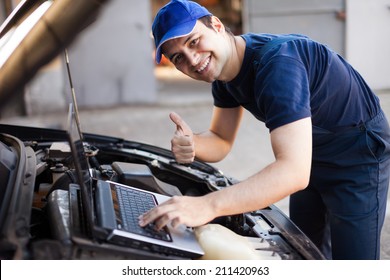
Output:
[139, 0, 390, 260]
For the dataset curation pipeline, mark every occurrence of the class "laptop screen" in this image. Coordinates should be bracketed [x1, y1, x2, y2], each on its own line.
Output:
[67, 103, 89, 183]
[66, 103, 96, 236]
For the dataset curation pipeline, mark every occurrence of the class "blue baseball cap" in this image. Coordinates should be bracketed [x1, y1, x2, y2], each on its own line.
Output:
[152, 0, 212, 64]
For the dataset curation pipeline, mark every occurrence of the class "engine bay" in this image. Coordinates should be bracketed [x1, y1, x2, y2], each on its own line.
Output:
[0, 124, 324, 260]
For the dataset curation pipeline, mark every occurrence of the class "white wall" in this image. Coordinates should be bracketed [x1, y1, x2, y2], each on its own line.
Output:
[67, 0, 157, 108]
[346, 0, 390, 90]
[242, 0, 346, 55]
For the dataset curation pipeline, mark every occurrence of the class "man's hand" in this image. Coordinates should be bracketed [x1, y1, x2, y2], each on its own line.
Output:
[138, 195, 215, 230]
[170, 112, 195, 164]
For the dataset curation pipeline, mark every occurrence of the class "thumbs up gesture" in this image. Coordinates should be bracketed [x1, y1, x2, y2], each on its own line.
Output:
[169, 112, 195, 164]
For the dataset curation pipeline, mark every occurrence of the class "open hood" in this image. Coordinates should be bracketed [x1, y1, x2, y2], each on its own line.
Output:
[0, 0, 110, 111]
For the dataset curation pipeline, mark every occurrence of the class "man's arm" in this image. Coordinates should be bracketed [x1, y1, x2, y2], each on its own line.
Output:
[209, 116, 312, 216]
[170, 106, 244, 163]
[139, 117, 312, 229]
[195, 106, 244, 162]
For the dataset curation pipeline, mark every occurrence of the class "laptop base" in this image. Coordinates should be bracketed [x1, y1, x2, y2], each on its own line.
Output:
[46, 189, 190, 260]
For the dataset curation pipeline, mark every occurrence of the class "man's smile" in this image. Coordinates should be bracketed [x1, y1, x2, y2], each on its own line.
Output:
[196, 56, 211, 73]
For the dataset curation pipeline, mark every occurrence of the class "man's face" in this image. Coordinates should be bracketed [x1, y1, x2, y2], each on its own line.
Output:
[161, 18, 231, 83]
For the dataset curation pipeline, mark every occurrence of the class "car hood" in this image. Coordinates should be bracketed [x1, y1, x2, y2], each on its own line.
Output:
[0, 0, 110, 111]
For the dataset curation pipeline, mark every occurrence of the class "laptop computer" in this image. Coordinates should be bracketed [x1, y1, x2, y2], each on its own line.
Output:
[65, 103, 204, 259]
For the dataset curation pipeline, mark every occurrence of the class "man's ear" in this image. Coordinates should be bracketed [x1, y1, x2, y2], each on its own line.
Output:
[211, 16, 225, 33]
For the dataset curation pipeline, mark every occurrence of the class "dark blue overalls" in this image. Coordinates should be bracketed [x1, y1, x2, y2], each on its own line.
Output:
[290, 110, 390, 259]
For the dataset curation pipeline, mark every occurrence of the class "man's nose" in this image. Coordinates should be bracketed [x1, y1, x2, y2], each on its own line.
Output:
[185, 50, 200, 66]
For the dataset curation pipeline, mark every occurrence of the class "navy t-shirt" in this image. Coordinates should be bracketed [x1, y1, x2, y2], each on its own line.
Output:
[212, 33, 380, 132]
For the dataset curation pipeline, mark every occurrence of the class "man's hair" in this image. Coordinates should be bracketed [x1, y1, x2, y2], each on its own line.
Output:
[199, 15, 234, 36]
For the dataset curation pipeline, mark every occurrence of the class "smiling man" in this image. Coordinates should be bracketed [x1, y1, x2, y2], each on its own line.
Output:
[140, 0, 390, 260]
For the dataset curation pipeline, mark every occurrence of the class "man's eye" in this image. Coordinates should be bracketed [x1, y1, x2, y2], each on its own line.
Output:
[190, 38, 199, 47]
[173, 54, 183, 64]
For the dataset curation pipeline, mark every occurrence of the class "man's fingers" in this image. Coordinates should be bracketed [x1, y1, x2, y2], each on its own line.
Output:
[169, 112, 195, 164]
[171, 136, 195, 163]
[169, 111, 183, 127]
[169, 112, 192, 136]
[138, 197, 186, 230]
[139, 200, 174, 228]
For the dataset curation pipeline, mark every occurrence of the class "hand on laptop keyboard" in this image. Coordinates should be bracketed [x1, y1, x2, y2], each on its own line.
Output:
[116, 185, 171, 241]
[139, 195, 215, 231]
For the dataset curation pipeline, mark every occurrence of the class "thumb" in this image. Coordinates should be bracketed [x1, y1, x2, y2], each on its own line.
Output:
[169, 112, 193, 136]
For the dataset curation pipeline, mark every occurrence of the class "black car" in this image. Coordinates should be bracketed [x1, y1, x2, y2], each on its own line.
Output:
[0, 0, 324, 260]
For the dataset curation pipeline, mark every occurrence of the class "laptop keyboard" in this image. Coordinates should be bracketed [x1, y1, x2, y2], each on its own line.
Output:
[116, 185, 171, 242]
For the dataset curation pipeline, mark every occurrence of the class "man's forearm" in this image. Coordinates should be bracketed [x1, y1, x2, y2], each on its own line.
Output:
[193, 131, 232, 162]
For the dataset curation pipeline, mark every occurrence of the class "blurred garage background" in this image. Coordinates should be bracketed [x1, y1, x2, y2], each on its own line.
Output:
[1, 0, 389, 118]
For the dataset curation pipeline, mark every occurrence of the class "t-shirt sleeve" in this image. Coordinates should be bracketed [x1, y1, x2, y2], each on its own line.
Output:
[255, 56, 312, 131]
[212, 81, 240, 108]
